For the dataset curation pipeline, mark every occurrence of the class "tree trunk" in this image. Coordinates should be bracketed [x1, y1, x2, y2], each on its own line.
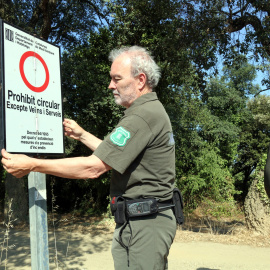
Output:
[244, 174, 270, 235]
[4, 174, 28, 224]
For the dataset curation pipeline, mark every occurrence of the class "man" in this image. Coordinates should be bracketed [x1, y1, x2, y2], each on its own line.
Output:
[2, 46, 177, 269]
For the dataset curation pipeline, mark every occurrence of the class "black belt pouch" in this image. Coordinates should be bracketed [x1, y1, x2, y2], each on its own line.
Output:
[110, 196, 126, 224]
[172, 188, 184, 224]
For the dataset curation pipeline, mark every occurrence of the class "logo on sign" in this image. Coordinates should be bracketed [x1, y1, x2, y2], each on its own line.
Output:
[19, 51, 49, 93]
[5, 28, 14, 42]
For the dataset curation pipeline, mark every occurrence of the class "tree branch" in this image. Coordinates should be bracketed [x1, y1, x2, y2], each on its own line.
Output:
[82, 0, 110, 25]
[29, 0, 57, 40]
[225, 13, 270, 56]
[254, 87, 270, 97]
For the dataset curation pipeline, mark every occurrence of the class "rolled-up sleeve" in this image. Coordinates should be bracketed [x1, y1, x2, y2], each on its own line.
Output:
[94, 115, 152, 174]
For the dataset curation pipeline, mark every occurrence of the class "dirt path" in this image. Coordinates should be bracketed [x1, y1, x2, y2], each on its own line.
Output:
[1, 226, 270, 270]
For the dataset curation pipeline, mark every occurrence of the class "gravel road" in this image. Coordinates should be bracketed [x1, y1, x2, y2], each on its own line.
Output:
[1, 228, 270, 270]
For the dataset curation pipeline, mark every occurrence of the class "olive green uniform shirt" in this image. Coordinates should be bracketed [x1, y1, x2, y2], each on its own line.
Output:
[94, 92, 175, 201]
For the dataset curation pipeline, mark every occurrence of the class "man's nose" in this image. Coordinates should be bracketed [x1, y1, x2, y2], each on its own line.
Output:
[108, 80, 116, 90]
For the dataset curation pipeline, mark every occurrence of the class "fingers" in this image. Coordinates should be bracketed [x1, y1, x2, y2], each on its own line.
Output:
[63, 118, 71, 127]
[1, 150, 30, 178]
[64, 119, 79, 132]
[1, 149, 12, 160]
[63, 119, 84, 141]
[63, 118, 74, 126]
[63, 119, 75, 131]
[1, 148, 7, 158]
[63, 119, 73, 135]
[2, 156, 13, 173]
[1, 149, 12, 169]
[12, 170, 30, 178]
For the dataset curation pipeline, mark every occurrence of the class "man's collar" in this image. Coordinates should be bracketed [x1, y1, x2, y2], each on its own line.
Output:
[125, 92, 158, 113]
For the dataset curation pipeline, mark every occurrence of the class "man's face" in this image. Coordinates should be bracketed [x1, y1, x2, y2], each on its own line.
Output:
[108, 55, 139, 108]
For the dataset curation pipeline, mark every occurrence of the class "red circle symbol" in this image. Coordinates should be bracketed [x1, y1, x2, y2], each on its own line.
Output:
[19, 51, 49, 93]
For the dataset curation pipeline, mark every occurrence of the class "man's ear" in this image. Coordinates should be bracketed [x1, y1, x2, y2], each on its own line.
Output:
[137, 73, 147, 90]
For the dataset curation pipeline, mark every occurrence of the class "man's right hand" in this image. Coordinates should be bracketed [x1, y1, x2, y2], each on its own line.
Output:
[1, 149, 32, 178]
[63, 118, 86, 141]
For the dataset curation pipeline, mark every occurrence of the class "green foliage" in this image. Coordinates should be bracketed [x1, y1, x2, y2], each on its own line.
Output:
[202, 55, 269, 199]
[248, 95, 270, 128]
[253, 153, 270, 207]
[176, 145, 237, 209]
[61, 28, 122, 137]
[180, 0, 270, 91]
[0, 0, 102, 48]
[233, 94, 270, 197]
[199, 198, 242, 220]
[47, 175, 111, 215]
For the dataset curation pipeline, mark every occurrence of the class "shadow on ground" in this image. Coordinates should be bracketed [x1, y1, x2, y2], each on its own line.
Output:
[0, 222, 113, 270]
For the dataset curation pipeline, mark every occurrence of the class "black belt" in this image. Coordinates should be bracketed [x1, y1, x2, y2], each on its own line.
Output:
[157, 199, 174, 212]
[111, 196, 174, 224]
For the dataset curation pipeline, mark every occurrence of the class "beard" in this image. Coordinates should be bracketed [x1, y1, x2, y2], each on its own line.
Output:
[113, 83, 137, 108]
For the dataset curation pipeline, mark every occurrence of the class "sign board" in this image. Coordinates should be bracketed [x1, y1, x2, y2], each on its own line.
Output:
[0, 20, 64, 156]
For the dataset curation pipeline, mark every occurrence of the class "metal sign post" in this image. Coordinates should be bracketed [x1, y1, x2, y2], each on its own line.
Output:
[28, 171, 50, 270]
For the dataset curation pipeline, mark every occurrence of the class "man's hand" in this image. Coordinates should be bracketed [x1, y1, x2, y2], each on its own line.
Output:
[63, 118, 86, 141]
[1, 149, 32, 178]
[63, 118, 102, 151]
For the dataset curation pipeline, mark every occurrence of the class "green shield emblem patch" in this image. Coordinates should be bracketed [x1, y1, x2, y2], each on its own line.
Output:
[110, 127, 131, 146]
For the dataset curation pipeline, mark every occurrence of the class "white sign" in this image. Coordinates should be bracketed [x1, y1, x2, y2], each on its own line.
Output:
[2, 21, 64, 156]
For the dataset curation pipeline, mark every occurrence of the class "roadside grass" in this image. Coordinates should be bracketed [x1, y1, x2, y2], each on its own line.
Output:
[0, 199, 17, 269]
[177, 199, 270, 247]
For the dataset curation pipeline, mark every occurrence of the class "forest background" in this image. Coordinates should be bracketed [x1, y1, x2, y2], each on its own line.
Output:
[0, 0, 270, 233]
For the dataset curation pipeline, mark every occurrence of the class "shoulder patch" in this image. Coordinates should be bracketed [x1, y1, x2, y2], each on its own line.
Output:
[110, 127, 131, 146]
